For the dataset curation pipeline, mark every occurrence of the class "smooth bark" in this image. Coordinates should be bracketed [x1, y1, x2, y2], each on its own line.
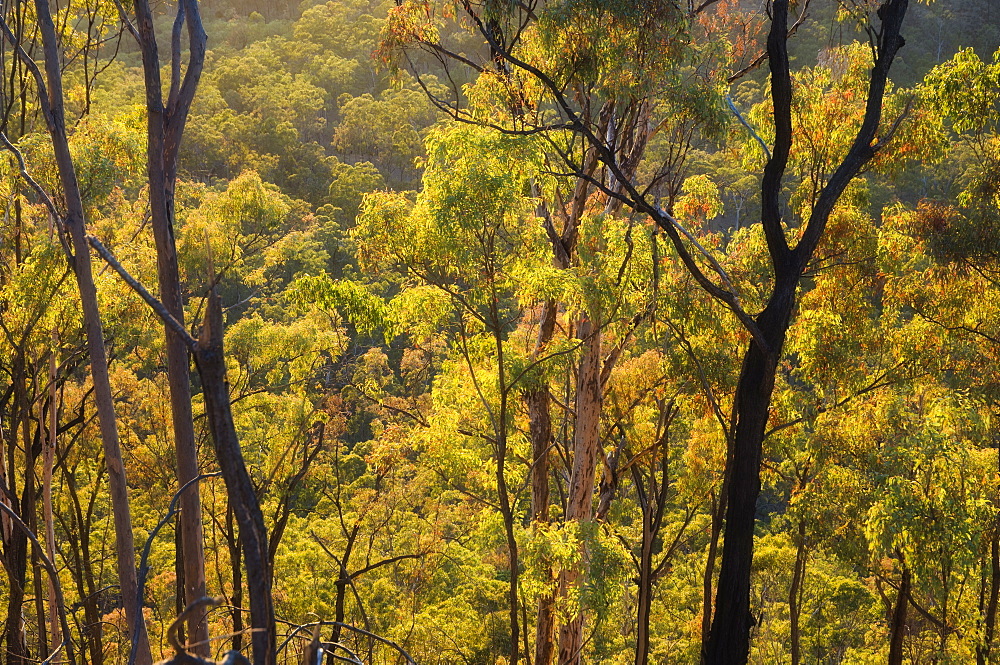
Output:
[194, 289, 276, 665]
[130, 0, 210, 651]
[557, 315, 602, 665]
[701, 2, 909, 662]
[28, 0, 153, 660]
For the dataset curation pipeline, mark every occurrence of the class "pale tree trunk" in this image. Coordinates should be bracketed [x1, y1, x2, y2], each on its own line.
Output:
[45, 344, 60, 652]
[557, 314, 602, 665]
[29, 0, 152, 661]
[531, 152, 594, 665]
[129, 0, 210, 652]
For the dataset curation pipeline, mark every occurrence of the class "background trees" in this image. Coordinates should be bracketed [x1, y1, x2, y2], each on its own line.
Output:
[0, 0, 999, 664]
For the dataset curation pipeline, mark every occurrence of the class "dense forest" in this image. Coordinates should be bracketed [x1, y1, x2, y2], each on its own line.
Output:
[1, 0, 1000, 664]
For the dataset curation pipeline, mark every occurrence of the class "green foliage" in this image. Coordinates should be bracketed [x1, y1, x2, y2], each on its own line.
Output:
[7, 2, 1000, 664]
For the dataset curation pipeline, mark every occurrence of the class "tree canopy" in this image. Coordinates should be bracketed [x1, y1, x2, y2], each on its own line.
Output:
[1, 1, 1000, 664]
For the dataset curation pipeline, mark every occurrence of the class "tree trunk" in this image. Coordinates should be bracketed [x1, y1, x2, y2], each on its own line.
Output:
[528, 386, 552, 525]
[492, 313, 520, 665]
[529, 299, 556, 665]
[331, 526, 357, 645]
[986, 508, 1000, 660]
[30, 0, 152, 661]
[32, 547, 47, 660]
[703, 279, 796, 665]
[4, 460, 28, 664]
[788, 520, 807, 665]
[226, 505, 244, 655]
[978, 442, 1000, 665]
[44, 346, 60, 653]
[66, 468, 105, 665]
[888, 566, 911, 665]
[634, 496, 654, 665]
[699, 2, 908, 657]
[701, 493, 722, 648]
[4, 362, 29, 665]
[557, 314, 603, 665]
[528, 385, 556, 665]
[131, 0, 210, 652]
[194, 289, 276, 665]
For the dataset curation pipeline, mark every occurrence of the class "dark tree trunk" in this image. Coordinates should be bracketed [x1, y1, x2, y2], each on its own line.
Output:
[194, 290, 276, 665]
[528, 299, 557, 665]
[130, 0, 210, 652]
[528, 383, 556, 665]
[978, 489, 1000, 664]
[65, 469, 104, 665]
[528, 386, 552, 525]
[789, 520, 807, 665]
[888, 566, 911, 665]
[699, 0, 909, 661]
[330, 525, 357, 645]
[701, 493, 723, 648]
[4, 369, 31, 665]
[988, 510, 1000, 654]
[225, 505, 244, 655]
[4, 498, 28, 665]
[634, 419, 673, 665]
[32, 547, 48, 659]
[492, 320, 520, 665]
[634, 482, 655, 665]
[703, 279, 796, 664]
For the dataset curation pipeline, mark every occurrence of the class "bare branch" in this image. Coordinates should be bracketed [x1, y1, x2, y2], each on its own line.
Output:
[726, 95, 771, 161]
[0, 14, 53, 123]
[760, 0, 795, 271]
[129, 472, 223, 665]
[793, 0, 909, 265]
[727, 0, 811, 84]
[86, 234, 198, 350]
[111, 0, 141, 43]
[0, 130, 73, 257]
[167, 0, 185, 109]
[0, 501, 76, 665]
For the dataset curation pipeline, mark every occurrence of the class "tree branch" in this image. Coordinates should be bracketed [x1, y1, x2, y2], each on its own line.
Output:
[86, 234, 198, 350]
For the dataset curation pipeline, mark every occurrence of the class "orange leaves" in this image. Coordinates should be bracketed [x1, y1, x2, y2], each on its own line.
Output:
[375, 0, 437, 68]
[675, 175, 724, 229]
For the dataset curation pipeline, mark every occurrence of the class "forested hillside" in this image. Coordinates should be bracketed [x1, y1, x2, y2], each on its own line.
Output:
[1, 1, 1000, 664]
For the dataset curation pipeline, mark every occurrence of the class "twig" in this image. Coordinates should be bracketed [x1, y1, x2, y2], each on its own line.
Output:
[726, 95, 771, 161]
[278, 621, 417, 665]
[128, 472, 222, 665]
[0, 502, 76, 665]
[167, 597, 222, 655]
[0, 130, 72, 257]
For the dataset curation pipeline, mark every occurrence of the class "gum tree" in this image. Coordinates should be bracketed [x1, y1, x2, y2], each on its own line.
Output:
[381, 0, 913, 661]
